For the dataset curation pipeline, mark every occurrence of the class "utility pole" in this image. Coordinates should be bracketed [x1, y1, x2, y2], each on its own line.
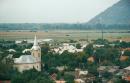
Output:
[102, 26, 104, 41]
[99, 18, 104, 41]
[98, 57, 101, 78]
[87, 32, 89, 42]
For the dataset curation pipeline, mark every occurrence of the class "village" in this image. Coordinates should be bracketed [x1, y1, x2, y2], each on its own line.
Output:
[0, 35, 130, 83]
[0, 0, 130, 82]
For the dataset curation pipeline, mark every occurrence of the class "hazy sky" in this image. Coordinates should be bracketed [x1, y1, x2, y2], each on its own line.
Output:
[0, 0, 119, 23]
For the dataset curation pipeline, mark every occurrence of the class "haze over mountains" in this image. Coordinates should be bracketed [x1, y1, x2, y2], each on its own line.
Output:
[88, 0, 130, 25]
[0, 0, 130, 30]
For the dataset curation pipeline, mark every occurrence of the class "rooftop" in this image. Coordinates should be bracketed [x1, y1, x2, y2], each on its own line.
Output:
[14, 55, 39, 64]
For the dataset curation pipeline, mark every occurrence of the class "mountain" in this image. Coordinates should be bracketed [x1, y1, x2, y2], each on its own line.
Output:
[0, 0, 130, 31]
[88, 0, 130, 25]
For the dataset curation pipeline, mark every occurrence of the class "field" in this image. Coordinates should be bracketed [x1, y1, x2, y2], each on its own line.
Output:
[0, 30, 130, 42]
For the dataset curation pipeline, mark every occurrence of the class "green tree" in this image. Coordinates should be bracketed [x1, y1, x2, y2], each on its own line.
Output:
[0, 63, 13, 80]
[124, 50, 130, 56]
[41, 43, 50, 55]
[84, 44, 93, 56]
[76, 43, 81, 49]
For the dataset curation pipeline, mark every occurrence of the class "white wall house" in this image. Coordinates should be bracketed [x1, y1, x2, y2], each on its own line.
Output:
[52, 43, 85, 54]
[14, 36, 41, 72]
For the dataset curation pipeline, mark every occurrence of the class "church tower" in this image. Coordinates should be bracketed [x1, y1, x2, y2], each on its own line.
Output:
[31, 35, 41, 71]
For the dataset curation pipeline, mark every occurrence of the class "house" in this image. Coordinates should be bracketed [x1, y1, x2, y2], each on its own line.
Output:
[75, 69, 88, 78]
[123, 76, 130, 81]
[22, 49, 31, 53]
[13, 36, 41, 72]
[98, 66, 119, 73]
[52, 43, 84, 54]
[87, 56, 95, 63]
[0, 80, 11, 83]
[56, 66, 67, 72]
[8, 49, 16, 53]
[121, 66, 130, 81]
[55, 80, 66, 83]
[93, 44, 104, 48]
[75, 68, 96, 83]
[15, 40, 22, 44]
[42, 39, 53, 42]
[123, 66, 130, 75]
[81, 44, 87, 49]
[74, 79, 85, 83]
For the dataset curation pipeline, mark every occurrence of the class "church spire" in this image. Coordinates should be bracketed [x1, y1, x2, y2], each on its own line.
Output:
[31, 35, 40, 50]
[33, 35, 38, 46]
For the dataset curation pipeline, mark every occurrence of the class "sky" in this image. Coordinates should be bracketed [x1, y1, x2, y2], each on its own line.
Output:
[0, 0, 119, 23]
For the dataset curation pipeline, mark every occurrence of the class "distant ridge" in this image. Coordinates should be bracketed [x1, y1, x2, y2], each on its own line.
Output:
[88, 0, 130, 25]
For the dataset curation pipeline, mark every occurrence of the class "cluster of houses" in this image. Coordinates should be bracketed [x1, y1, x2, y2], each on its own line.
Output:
[73, 65, 130, 83]
[52, 43, 87, 54]
[2, 36, 130, 82]
[15, 38, 53, 44]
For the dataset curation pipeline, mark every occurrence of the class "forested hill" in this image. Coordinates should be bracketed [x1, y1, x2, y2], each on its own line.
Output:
[88, 0, 130, 25]
[0, 23, 130, 31]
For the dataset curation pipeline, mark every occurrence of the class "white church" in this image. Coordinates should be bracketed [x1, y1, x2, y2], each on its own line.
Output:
[13, 36, 41, 72]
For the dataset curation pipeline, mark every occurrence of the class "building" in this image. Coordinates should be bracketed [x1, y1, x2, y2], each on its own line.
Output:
[74, 68, 95, 83]
[0, 80, 11, 83]
[13, 36, 41, 72]
[98, 66, 119, 73]
[74, 79, 85, 83]
[22, 49, 31, 53]
[122, 66, 130, 76]
[122, 66, 130, 81]
[56, 66, 67, 72]
[52, 43, 84, 54]
[55, 79, 66, 83]
[75, 69, 88, 78]
[93, 44, 104, 48]
[8, 49, 16, 53]
[87, 56, 95, 63]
